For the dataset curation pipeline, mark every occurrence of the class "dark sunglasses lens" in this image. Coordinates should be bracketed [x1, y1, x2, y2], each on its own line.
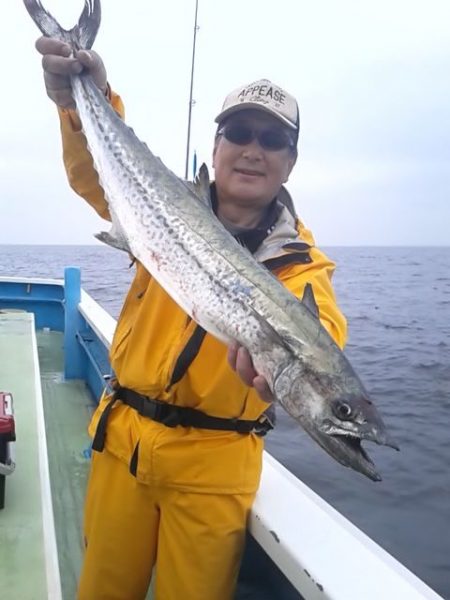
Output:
[221, 123, 293, 151]
[259, 130, 291, 151]
[223, 124, 254, 145]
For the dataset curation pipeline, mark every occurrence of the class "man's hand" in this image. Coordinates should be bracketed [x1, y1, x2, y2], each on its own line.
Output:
[227, 341, 273, 403]
[35, 36, 107, 109]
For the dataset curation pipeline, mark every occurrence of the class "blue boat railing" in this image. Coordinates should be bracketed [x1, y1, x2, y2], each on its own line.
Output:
[0, 278, 64, 331]
[0, 267, 113, 403]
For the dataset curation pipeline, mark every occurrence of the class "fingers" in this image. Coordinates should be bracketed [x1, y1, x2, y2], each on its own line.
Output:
[76, 50, 98, 68]
[227, 343, 274, 403]
[227, 340, 239, 371]
[253, 375, 274, 404]
[34, 36, 108, 108]
[234, 346, 258, 387]
[35, 36, 71, 57]
[43, 82, 76, 109]
[227, 344, 256, 386]
[40, 57, 78, 108]
[42, 54, 83, 76]
[35, 36, 75, 108]
[76, 50, 107, 93]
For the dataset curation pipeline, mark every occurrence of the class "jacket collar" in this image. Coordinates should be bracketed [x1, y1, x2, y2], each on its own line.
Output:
[210, 183, 311, 262]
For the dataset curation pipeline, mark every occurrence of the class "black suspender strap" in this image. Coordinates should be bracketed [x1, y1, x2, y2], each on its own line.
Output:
[91, 394, 119, 452]
[168, 325, 207, 387]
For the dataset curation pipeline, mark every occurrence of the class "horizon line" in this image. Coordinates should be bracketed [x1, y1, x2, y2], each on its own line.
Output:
[1, 243, 449, 249]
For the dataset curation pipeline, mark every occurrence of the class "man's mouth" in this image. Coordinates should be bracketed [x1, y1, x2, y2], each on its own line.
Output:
[235, 168, 264, 177]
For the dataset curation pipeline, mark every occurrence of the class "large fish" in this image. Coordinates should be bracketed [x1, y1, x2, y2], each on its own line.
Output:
[24, 0, 398, 481]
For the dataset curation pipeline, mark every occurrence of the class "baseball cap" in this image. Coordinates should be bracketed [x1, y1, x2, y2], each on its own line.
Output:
[215, 79, 300, 132]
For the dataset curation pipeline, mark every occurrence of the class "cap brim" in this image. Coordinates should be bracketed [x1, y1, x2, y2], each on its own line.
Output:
[215, 102, 298, 131]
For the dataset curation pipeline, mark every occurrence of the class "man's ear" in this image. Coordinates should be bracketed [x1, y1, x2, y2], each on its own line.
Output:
[283, 151, 297, 183]
[212, 139, 219, 169]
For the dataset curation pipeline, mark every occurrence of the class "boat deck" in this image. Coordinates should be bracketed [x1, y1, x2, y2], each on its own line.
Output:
[38, 326, 93, 599]
[0, 312, 94, 599]
[0, 312, 63, 599]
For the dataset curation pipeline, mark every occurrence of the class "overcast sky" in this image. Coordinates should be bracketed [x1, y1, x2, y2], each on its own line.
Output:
[1, 0, 449, 246]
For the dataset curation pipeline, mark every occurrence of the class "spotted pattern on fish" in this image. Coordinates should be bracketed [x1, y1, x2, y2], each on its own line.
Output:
[24, 0, 398, 481]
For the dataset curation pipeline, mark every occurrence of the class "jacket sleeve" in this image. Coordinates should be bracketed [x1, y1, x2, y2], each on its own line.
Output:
[274, 224, 348, 350]
[57, 88, 125, 221]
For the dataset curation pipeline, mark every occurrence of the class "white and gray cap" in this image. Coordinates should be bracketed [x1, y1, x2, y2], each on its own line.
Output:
[215, 79, 300, 132]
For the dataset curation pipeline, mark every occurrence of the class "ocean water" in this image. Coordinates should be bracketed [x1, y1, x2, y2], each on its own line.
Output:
[1, 244, 449, 598]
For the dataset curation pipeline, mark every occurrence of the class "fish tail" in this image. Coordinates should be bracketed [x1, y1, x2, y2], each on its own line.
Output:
[23, 0, 101, 50]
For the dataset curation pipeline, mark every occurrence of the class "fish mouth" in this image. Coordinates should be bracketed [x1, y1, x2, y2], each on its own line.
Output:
[329, 431, 380, 481]
[314, 421, 399, 482]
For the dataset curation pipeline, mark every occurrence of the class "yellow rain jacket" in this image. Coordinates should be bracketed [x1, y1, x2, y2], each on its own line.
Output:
[58, 92, 347, 496]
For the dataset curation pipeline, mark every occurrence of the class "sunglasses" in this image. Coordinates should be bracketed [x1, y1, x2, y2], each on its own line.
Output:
[217, 122, 295, 152]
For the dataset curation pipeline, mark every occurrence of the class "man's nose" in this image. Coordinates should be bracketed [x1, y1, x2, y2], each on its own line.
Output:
[241, 140, 264, 159]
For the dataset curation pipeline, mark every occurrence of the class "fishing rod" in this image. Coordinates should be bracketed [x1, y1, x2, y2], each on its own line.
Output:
[184, 0, 199, 180]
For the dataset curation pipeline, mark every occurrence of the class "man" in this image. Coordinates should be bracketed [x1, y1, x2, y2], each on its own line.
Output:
[36, 37, 347, 600]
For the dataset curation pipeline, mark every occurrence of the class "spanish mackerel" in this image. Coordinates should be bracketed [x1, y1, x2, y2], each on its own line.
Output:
[24, 0, 398, 480]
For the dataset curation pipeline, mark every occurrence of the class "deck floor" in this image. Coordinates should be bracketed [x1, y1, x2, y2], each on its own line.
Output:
[37, 328, 94, 600]
[0, 313, 51, 599]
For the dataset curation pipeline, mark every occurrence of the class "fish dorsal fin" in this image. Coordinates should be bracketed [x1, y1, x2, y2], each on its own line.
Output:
[192, 163, 212, 208]
[302, 283, 320, 319]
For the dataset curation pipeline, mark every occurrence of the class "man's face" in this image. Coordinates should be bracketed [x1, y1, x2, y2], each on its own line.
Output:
[212, 109, 297, 210]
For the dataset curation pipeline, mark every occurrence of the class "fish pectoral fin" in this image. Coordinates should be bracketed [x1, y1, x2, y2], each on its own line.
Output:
[301, 283, 320, 320]
[247, 305, 293, 353]
[245, 302, 307, 358]
[192, 163, 212, 209]
[94, 229, 130, 253]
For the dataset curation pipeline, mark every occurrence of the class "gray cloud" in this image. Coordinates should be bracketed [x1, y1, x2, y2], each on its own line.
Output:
[2, 0, 449, 246]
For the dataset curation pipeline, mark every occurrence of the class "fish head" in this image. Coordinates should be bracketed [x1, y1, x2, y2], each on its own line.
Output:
[314, 390, 399, 481]
[273, 362, 399, 481]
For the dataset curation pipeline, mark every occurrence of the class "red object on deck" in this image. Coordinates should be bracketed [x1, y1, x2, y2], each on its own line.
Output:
[0, 392, 15, 440]
[0, 391, 15, 510]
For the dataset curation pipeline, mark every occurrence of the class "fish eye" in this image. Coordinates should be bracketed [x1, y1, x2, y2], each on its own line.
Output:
[332, 400, 353, 421]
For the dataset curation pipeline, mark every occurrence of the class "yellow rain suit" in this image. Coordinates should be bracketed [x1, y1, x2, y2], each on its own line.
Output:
[58, 91, 347, 600]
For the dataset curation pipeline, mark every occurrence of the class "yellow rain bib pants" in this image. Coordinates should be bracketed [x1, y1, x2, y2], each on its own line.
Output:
[78, 418, 257, 599]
